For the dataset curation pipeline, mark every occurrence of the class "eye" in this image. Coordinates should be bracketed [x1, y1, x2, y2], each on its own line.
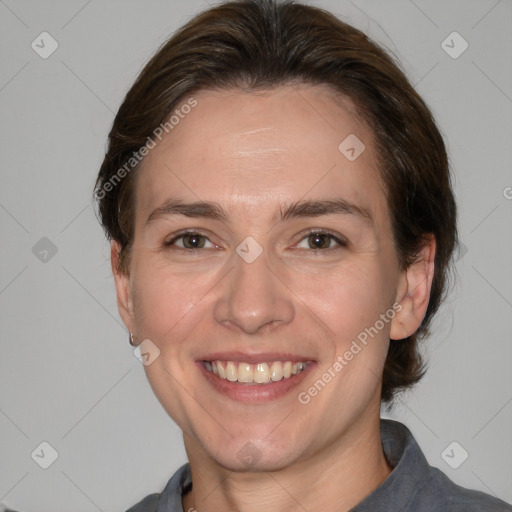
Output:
[295, 230, 346, 250]
[165, 232, 217, 250]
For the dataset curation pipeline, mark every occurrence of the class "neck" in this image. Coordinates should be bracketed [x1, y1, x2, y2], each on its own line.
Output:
[182, 414, 392, 512]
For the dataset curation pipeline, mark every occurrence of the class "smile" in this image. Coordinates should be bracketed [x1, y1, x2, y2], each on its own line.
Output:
[203, 360, 308, 385]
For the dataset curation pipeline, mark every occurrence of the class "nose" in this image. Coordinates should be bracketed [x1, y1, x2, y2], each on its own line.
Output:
[213, 247, 295, 335]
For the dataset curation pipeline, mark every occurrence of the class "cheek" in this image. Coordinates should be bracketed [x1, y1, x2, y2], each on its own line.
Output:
[291, 262, 392, 433]
[293, 260, 391, 344]
[130, 265, 217, 429]
[292, 259, 393, 407]
[131, 262, 214, 347]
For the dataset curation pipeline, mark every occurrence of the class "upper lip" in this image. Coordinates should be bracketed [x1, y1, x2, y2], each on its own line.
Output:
[199, 351, 315, 364]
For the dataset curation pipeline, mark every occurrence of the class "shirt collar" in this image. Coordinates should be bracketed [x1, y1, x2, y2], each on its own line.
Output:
[350, 419, 434, 511]
[156, 462, 191, 512]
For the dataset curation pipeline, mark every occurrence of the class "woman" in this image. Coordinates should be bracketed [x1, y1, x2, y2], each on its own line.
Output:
[94, 1, 512, 510]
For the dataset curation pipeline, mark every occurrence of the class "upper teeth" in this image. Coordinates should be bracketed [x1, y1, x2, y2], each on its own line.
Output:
[205, 360, 307, 384]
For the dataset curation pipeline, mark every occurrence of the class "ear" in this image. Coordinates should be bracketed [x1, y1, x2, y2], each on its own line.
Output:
[111, 241, 136, 334]
[390, 235, 436, 340]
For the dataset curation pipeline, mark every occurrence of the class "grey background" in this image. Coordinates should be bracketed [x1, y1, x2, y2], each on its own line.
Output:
[0, 0, 511, 510]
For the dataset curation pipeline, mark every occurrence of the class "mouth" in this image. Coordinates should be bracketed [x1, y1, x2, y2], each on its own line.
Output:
[197, 354, 315, 403]
[203, 360, 308, 385]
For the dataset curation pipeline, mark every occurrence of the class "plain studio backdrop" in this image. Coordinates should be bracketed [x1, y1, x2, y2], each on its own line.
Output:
[0, 0, 511, 510]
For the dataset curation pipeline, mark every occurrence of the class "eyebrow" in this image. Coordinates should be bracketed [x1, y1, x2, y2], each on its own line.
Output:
[280, 199, 373, 223]
[146, 199, 228, 224]
[145, 198, 373, 225]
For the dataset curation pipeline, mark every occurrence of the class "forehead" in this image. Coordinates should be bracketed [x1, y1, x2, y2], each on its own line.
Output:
[135, 85, 388, 225]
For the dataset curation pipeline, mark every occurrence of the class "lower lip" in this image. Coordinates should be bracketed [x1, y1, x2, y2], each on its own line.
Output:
[197, 361, 316, 403]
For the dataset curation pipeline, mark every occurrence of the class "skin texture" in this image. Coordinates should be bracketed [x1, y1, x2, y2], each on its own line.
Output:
[112, 85, 436, 512]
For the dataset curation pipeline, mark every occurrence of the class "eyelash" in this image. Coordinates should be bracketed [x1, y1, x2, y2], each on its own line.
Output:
[295, 229, 348, 251]
[163, 229, 347, 251]
[163, 230, 216, 250]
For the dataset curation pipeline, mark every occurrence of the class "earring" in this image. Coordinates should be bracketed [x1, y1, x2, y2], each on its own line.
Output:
[129, 332, 136, 346]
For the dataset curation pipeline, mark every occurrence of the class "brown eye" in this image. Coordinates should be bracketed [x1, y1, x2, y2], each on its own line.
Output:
[295, 231, 347, 251]
[165, 232, 215, 249]
[307, 233, 332, 249]
[181, 233, 206, 249]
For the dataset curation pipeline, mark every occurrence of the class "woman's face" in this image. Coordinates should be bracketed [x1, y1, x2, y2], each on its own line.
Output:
[114, 85, 423, 471]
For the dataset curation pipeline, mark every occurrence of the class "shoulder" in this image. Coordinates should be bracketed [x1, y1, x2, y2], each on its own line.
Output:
[376, 420, 511, 512]
[409, 464, 512, 511]
[125, 493, 160, 512]
[124, 463, 192, 512]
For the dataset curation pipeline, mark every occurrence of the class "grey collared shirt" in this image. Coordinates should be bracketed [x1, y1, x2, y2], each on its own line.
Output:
[126, 419, 512, 511]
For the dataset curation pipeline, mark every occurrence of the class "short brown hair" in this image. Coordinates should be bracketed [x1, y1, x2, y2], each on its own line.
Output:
[94, 0, 458, 403]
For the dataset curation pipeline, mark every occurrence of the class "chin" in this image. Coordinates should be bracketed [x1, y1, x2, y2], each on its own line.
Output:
[213, 448, 300, 473]
[198, 431, 307, 473]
